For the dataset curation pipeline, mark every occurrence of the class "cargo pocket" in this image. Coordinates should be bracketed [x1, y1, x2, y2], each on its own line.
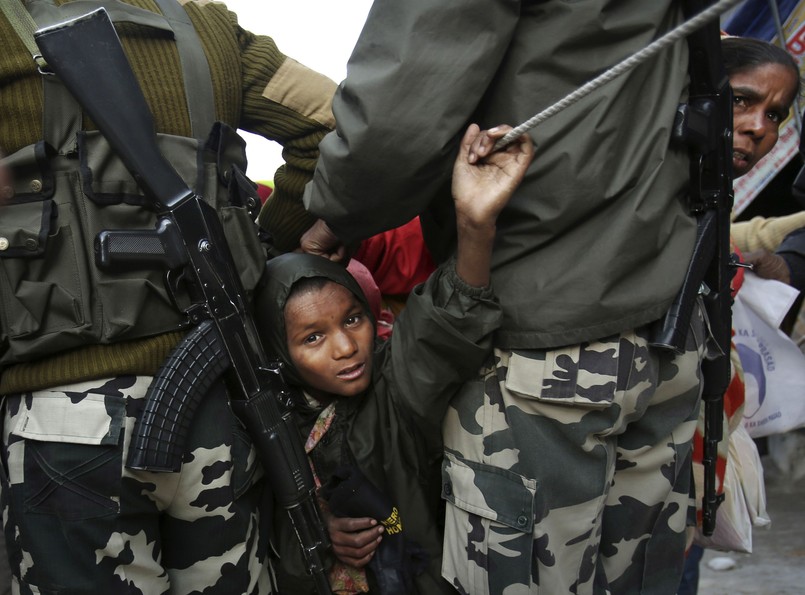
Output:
[441, 452, 536, 594]
[0, 143, 93, 360]
[12, 393, 125, 520]
[77, 130, 191, 341]
[0, 197, 77, 340]
[203, 122, 266, 295]
[220, 202, 266, 294]
[504, 333, 624, 409]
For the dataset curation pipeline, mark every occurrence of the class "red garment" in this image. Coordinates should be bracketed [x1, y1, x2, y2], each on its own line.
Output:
[256, 182, 273, 203]
[347, 258, 394, 341]
[731, 241, 745, 297]
[353, 217, 436, 297]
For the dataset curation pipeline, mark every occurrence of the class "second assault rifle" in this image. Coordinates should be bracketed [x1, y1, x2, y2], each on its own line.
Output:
[650, 0, 734, 536]
[34, 9, 331, 591]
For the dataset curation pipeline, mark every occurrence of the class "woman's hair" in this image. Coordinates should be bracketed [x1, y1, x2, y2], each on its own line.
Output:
[722, 36, 802, 101]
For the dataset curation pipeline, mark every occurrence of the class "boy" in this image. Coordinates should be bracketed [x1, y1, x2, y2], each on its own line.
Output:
[255, 124, 533, 593]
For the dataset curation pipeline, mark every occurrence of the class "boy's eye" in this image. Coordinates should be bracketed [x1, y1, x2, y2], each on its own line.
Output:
[304, 333, 322, 345]
[345, 313, 364, 327]
[733, 95, 747, 108]
[767, 111, 782, 124]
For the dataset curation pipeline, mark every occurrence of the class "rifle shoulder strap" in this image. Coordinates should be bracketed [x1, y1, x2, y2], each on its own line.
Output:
[0, 0, 44, 65]
[151, 0, 215, 142]
[3, 0, 216, 152]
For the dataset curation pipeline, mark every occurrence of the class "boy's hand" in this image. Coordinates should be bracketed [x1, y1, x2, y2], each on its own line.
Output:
[451, 125, 533, 287]
[452, 124, 534, 229]
[326, 514, 384, 568]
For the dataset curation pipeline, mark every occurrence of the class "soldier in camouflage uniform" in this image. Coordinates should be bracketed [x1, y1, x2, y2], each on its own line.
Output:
[442, 316, 706, 594]
[291, 0, 710, 592]
[2, 376, 270, 593]
[0, 0, 337, 592]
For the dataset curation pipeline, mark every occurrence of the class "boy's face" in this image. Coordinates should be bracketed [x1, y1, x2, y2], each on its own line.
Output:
[284, 280, 374, 400]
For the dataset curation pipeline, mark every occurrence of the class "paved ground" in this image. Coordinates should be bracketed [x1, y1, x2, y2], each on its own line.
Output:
[698, 444, 805, 595]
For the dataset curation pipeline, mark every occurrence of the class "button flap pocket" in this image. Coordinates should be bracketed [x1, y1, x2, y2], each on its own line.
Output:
[78, 130, 199, 206]
[12, 393, 125, 446]
[1, 142, 56, 202]
[505, 337, 621, 408]
[0, 199, 54, 259]
[0, 142, 56, 259]
[442, 452, 536, 533]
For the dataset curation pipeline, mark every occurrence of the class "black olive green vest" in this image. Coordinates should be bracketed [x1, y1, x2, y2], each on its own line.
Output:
[0, 0, 266, 368]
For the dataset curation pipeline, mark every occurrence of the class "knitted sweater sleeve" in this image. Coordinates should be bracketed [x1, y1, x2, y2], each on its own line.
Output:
[731, 212, 805, 253]
[241, 28, 336, 252]
[187, 1, 338, 252]
[235, 19, 337, 252]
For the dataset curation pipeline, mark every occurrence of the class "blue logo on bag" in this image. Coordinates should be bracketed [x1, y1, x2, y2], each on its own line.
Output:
[737, 343, 766, 418]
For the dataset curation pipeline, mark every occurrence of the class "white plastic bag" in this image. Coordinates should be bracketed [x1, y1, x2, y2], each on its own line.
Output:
[732, 274, 805, 438]
[694, 424, 770, 553]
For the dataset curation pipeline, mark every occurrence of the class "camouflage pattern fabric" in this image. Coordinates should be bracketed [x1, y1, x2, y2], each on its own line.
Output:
[0, 528, 9, 595]
[0, 376, 274, 594]
[441, 310, 706, 595]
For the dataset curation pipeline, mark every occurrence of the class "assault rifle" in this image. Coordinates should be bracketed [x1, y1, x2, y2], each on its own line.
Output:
[34, 9, 332, 591]
[650, 0, 734, 535]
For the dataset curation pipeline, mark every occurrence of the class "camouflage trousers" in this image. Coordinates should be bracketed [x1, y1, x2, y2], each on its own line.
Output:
[441, 312, 706, 595]
[0, 375, 275, 594]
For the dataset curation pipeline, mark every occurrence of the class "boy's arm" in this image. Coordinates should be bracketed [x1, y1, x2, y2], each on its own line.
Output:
[452, 125, 534, 287]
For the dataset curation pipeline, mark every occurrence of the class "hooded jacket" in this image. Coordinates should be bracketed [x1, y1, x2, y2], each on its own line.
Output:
[253, 253, 501, 594]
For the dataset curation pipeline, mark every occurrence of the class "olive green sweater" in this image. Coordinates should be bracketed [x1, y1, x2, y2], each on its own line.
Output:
[0, 0, 337, 393]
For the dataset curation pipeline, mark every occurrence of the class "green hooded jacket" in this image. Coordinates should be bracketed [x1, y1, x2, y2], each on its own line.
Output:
[253, 253, 502, 594]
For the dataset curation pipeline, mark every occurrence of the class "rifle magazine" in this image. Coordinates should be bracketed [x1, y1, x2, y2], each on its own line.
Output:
[126, 319, 229, 471]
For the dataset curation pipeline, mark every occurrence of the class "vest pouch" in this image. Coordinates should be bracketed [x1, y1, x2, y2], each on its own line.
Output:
[220, 197, 267, 295]
[76, 130, 193, 342]
[0, 126, 266, 367]
[1, 142, 56, 207]
[79, 130, 199, 207]
[202, 122, 266, 296]
[0, 143, 95, 364]
[0, 194, 54, 259]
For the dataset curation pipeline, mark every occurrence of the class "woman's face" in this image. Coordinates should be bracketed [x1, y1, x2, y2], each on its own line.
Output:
[284, 280, 374, 401]
[731, 62, 798, 177]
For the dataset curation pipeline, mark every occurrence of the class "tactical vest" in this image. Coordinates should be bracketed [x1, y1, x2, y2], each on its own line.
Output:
[0, 0, 266, 367]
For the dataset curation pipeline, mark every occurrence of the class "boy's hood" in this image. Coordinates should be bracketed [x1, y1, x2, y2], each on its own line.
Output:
[253, 253, 374, 386]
